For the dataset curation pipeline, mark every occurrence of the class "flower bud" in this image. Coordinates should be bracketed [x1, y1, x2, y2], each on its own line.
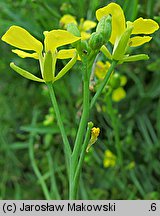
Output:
[67, 23, 81, 48]
[96, 15, 112, 44]
[86, 127, 100, 152]
[67, 23, 81, 37]
[109, 73, 121, 89]
[89, 32, 104, 50]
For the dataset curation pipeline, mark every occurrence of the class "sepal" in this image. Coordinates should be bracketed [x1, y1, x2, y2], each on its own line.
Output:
[10, 62, 44, 82]
[121, 54, 149, 63]
[112, 26, 133, 60]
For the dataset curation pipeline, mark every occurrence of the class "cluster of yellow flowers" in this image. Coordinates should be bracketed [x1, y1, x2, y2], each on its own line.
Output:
[1, 2, 159, 83]
[96, 3, 159, 62]
[1, 26, 80, 83]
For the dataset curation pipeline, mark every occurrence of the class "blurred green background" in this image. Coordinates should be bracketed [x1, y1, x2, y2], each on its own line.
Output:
[0, 0, 160, 199]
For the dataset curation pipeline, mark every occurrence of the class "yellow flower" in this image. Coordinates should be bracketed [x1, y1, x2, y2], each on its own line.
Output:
[103, 150, 116, 168]
[96, 3, 159, 61]
[60, 14, 96, 40]
[1, 25, 80, 82]
[91, 127, 100, 138]
[86, 127, 100, 152]
[112, 87, 126, 102]
[60, 14, 78, 28]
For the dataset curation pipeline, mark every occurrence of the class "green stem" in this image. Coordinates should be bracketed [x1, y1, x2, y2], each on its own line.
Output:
[29, 111, 51, 200]
[107, 95, 123, 166]
[47, 151, 61, 199]
[72, 122, 93, 197]
[130, 170, 145, 197]
[90, 60, 117, 109]
[69, 59, 90, 199]
[47, 82, 71, 174]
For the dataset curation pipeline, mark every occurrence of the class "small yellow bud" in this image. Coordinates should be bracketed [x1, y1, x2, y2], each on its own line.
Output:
[86, 127, 100, 152]
[91, 127, 100, 138]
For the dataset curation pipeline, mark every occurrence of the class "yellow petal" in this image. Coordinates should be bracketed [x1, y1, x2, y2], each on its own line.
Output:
[2, 26, 43, 53]
[96, 3, 126, 44]
[112, 87, 126, 102]
[132, 17, 159, 34]
[57, 49, 81, 60]
[57, 49, 76, 59]
[129, 36, 152, 47]
[60, 14, 77, 28]
[10, 62, 44, 82]
[82, 20, 97, 31]
[12, 49, 39, 59]
[81, 31, 91, 40]
[44, 30, 80, 52]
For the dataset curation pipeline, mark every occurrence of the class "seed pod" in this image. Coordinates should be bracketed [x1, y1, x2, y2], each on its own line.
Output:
[43, 51, 53, 82]
[89, 32, 104, 50]
[96, 15, 112, 44]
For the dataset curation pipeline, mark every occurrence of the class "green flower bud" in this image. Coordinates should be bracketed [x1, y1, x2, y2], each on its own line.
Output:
[96, 15, 112, 44]
[43, 51, 53, 82]
[67, 23, 81, 37]
[67, 23, 81, 48]
[89, 32, 104, 50]
[109, 73, 121, 89]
